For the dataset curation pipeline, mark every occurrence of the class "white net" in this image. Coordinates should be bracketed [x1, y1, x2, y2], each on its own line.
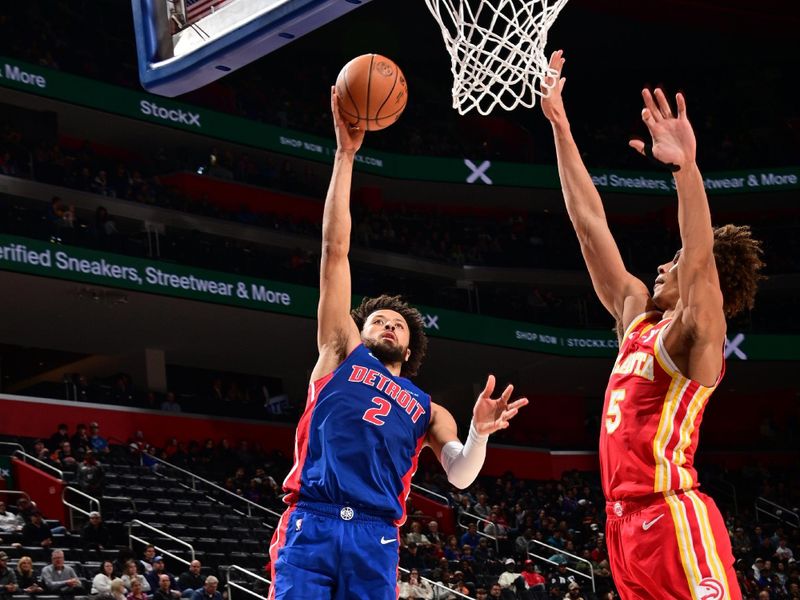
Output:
[425, 0, 569, 115]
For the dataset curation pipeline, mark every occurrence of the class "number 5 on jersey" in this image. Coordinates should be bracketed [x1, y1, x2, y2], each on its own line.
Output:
[605, 389, 625, 434]
[363, 397, 392, 426]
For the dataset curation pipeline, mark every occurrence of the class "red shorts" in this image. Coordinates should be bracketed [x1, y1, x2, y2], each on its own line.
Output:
[605, 490, 740, 600]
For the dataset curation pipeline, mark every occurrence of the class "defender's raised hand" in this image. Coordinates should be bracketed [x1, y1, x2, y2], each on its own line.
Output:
[540, 49, 567, 125]
[331, 86, 365, 155]
[472, 374, 529, 436]
[629, 88, 696, 171]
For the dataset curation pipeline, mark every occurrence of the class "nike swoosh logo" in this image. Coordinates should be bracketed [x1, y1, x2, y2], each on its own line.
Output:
[642, 514, 665, 531]
[380, 536, 396, 545]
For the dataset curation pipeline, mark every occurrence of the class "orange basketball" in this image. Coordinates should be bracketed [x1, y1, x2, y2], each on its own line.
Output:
[335, 54, 408, 131]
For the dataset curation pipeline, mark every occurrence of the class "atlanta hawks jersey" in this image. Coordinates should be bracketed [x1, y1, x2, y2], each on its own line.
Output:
[282, 344, 431, 525]
[599, 312, 723, 501]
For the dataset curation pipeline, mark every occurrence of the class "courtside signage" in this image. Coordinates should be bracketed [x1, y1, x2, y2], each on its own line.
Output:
[1, 57, 798, 194]
[1, 235, 792, 360]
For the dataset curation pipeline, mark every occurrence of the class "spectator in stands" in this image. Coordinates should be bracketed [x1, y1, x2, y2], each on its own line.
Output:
[426, 520, 444, 548]
[497, 559, 522, 597]
[776, 539, 794, 562]
[145, 557, 179, 595]
[488, 583, 503, 599]
[564, 581, 585, 600]
[126, 579, 147, 600]
[53, 441, 78, 471]
[15, 498, 37, 524]
[473, 493, 491, 520]
[0, 502, 23, 533]
[82, 510, 111, 553]
[14, 555, 43, 595]
[515, 529, 534, 556]
[160, 392, 182, 413]
[110, 578, 127, 600]
[77, 450, 105, 497]
[70, 423, 92, 458]
[189, 576, 221, 600]
[22, 511, 54, 549]
[139, 546, 156, 574]
[443, 536, 461, 561]
[400, 543, 426, 572]
[522, 561, 546, 593]
[549, 564, 573, 590]
[49, 424, 70, 454]
[178, 560, 205, 598]
[460, 523, 481, 549]
[121, 560, 150, 594]
[153, 574, 181, 600]
[0, 551, 18, 600]
[41, 549, 82, 597]
[92, 561, 116, 594]
[405, 521, 431, 547]
[398, 569, 433, 599]
[89, 422, 110, 454]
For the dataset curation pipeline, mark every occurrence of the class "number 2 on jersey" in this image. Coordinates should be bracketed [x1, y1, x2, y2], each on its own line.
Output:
[605, 389, 626, 434]
[362, 397, 392, 426]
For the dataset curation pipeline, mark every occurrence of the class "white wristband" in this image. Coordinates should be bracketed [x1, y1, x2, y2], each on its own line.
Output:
[440, 420, 488, 489]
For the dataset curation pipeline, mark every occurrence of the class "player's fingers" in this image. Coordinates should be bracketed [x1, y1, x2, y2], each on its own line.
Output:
[629, 139, 646, 155]
[654, 88, 673, 119]
[500, 407, 519, 422]
[506, 398, 529, 411]
[676, 92, 688, 119]
[641, 89, 661, 122]
[480, 374, 496, 399]
[497, 384, 514, 404]
[640, 108, 657, 129]
[559, 77, 566, 92]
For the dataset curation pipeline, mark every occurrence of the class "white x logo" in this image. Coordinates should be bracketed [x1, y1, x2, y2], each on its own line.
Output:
[464, 159, 493, 185]
[724, 333, 747, 360]
[423, 314, 440, 330]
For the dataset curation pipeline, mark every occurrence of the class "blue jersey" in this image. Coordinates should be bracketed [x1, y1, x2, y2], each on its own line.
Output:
[282, 344, 431, 525]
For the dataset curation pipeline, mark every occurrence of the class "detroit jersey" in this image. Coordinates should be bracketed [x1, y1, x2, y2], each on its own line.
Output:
[282, 344, 431, 525]
[600, 312, 723, 501]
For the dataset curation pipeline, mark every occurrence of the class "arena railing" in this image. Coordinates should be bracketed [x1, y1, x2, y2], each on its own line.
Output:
[62, 486, 101, 529]
[410, 482, 450, 505]
[755, 497, 800, 529]
[224, 565, 269, 600]
[129, 519, 195, 564]
[141, 452, 283, 524]
[456, 510, 500, 552]
[397, 566, 472, 600]
[526, 539, 595, 594]
[9, 447, 65, 481]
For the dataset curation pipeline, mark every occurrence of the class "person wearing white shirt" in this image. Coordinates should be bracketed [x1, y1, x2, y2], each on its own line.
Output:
[398, 570, 433, 600]
[91, 561, 115, 594]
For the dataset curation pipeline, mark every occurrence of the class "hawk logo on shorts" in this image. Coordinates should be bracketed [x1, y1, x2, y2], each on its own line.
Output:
[613, 502, 623, 517]
[695, 577, 724, 600]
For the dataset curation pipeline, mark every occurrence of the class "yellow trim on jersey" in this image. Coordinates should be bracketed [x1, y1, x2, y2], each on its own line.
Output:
[674, 385, 715, 489]
[653, 375, 689, 492]
[654, 320, 681, 379]
[686, 490, 733, 596]
[664, 491, 702, 600]
[621, 310, 661, 344]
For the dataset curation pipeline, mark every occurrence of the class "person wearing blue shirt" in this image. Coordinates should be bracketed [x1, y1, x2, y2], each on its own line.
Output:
[459, 522, 481, 549]
[190, 577, 221, 600]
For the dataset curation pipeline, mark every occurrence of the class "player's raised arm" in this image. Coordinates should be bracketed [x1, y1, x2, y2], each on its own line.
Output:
[311, 88, 366, 380]
[540, 51, 649, 326]
[631, 90, 725, 364]
[425, 375, 528, 489]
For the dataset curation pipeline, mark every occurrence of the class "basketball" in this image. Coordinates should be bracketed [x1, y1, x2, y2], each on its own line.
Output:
[335, 53, 408, 131]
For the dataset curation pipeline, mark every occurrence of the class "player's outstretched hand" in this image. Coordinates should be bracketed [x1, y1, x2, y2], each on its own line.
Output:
[331, 86, 365, 155]
[540, 50, 567, 125]
[472, 374, 529, 436]
[629, 89, 696, 171]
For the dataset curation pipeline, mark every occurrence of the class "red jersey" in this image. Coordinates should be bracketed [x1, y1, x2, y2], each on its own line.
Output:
[599, 312, 723, 501]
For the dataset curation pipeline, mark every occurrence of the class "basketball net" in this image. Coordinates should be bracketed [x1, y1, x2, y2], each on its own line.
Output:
[425, 0, 569, 115]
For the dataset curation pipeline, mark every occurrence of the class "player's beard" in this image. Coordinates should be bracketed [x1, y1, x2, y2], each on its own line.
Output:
[364, 337, 407, 368]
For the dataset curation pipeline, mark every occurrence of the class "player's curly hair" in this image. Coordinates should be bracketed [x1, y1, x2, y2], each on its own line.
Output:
[351, 294, 428, 378]
[713, 224, 765, 318]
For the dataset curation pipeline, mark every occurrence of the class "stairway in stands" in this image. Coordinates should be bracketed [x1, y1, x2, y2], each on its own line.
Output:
[101, 462, 277, 573]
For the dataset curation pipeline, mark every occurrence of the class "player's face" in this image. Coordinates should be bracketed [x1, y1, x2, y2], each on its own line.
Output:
[362, 310, 411, 366]
[652, 249, 682, 311]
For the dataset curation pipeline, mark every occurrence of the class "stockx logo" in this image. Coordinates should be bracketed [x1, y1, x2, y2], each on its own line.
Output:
[724, 333, 747, 360]
[422, 314, 440, 330]
[139, 100, 202, 128]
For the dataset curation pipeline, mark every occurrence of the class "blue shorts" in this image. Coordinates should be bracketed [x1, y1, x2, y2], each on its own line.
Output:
[268, 501, 400, 600]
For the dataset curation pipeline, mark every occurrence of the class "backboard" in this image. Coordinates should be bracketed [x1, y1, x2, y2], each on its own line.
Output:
[132, 0, 372, 97]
